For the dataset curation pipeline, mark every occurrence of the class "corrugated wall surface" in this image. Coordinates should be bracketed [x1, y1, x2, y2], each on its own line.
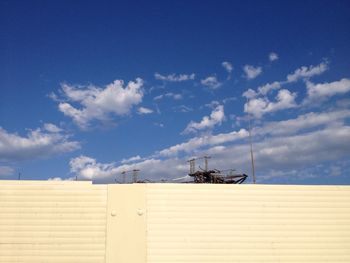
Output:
[146, 184, 350, 263]
[1, 182, 350, 263]
[0, 180, 107, 263]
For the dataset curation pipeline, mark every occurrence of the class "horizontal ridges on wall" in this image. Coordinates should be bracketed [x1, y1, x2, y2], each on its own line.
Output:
[146, 184, 350, 263]
[0, 181, 107, 263]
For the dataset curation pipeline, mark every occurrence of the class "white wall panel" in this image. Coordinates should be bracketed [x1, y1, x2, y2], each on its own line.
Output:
[146, 184, 350, 263]
[0, 181, 107, 263]
[1, 181, 350, 263]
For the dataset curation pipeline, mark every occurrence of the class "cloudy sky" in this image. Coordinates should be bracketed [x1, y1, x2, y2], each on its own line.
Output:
[1, 1, 350, 184]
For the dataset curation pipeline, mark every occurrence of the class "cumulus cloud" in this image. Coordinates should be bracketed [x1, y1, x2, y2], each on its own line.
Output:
[244, 89, 297, 118]
[242, 89, 258, 99]
[0, 166, 14, 176]
[242, 61, 330, 99]
[183, 105, 225, 134]
[70, 155, 177, 182]
[137, 107, 153, 115]
[69, 109, 350, 183]
[154, 73, 195, 82]
[0, 125, 80, 162]
[255, 109, 350, 136]
[55, 78, 144, 129]
[201, 125, 350, 181]
[201, 76, 222, 89]
[248, 125, 350, 171]
[43, 123, 63, 133]
[269, 52, 279, 62]
[243, 82, 282, 99]
[170, 110, 350, 178]
[70, 155, 120, 180]
[222, 61, 233, 73]
[304, 78, 350, 104]
[92, 124, 350, 183]
[158, 128, 248, 157]
[286, 61, 328, 83]
[243, 65, 262, 79]
[257, 81, 282, 96]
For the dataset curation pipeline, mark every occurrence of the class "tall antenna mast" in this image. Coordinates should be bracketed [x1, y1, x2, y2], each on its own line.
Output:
[248, 112, 256, 184]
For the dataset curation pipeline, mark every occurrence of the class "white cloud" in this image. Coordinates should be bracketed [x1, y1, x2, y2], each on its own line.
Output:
[286, 61, 328, 83]
[201, 76, 222, 89]
[173, 105, 193, 113]
[43, 123, 62, 133]
[70, 155, 119, 180]
[183, 105, 225, 134]
[205, 100, 221, 109]
[269, 52, 279, 62]
[222, 61, 233, 73]
[91, 124, 350, 183]
[70, 155, 173, 182]
[244, 89, 297, 118]
[247, 125, 350, 171]
[243, 65, 262, 79]
[242, 88, 258, 99]
[0, 166, 14, 176]
[242, 81, 284, 99]
[154, 92, 182, 101]
[255, 109, 350, 136]
[0, 125, 80, 162]
[158, 128, 248, 157]
[121, 155, 143, 164]
[242, 61, 329, 99]
[257, 81, 282, 95]
[222, 97, 237, 104]
[56, 78, 144, 129]
[47, 176, 75, 181]
[154, 73, 195, 82]
[183, 124, 350, 181]
[137, 107, 153, 114]
[76, 109, 350, 183]
[304, 78, 350, 103]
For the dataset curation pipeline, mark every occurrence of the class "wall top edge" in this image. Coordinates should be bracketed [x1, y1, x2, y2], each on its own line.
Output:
[1, 180, 349, 189]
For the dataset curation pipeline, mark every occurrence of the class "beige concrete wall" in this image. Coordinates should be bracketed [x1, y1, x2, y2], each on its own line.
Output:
[105, 184, 146, 263]
[146, 184, 350, 263]
[1, 181, 350, 262]
[0, 180, 107, 263]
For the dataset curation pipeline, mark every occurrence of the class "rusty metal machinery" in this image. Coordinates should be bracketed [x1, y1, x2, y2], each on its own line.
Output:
[186, 156, 248, 184]
[188, 169, 248, 184]
[115, 156, 248, 184]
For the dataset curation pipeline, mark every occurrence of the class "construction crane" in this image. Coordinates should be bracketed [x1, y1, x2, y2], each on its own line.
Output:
[119, 169, 140, 183]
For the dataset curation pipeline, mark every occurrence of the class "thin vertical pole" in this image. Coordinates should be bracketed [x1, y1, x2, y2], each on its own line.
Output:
[121, 171, 126, 184]
[203, 156, 211, 171]
[248, 113, 256, 184]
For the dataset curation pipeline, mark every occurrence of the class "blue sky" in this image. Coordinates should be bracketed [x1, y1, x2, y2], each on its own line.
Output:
[1, 0, 350, 184]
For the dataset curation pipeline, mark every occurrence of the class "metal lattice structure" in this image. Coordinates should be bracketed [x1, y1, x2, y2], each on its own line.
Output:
[187, 156, 248, 184]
